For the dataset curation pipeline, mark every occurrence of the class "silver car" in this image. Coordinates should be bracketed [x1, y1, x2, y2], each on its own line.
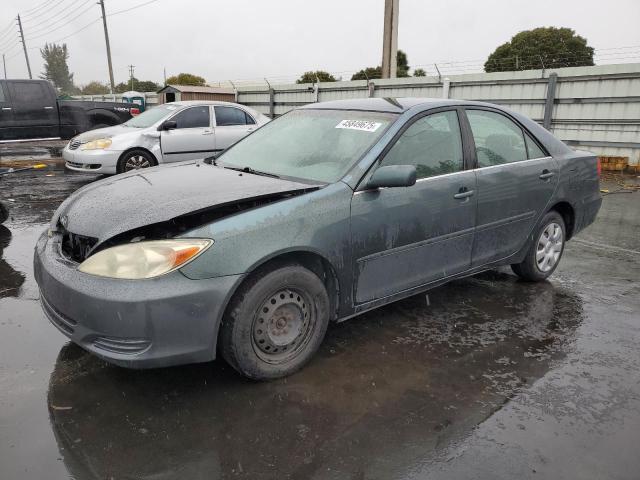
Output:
[62, 101, 270, 174]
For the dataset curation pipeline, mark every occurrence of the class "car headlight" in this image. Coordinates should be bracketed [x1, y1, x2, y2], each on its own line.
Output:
[80, 138, 112, 150]
[78, 239, 213, 279]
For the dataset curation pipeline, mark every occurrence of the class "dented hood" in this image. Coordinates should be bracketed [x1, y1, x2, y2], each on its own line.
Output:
[52, 162, 320, 242]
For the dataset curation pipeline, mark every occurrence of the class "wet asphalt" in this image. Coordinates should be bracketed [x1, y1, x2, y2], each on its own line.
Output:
[0, 160, 639, 480]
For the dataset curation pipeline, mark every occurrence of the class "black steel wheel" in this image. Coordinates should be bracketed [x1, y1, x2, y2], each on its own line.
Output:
[220, 264, 330, 380]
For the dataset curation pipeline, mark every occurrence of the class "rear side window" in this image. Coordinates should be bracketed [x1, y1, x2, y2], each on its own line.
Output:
[171, 106, 210, 129]
[381, 110, 464, 179]
[9, 81, 50, 104]
[215, 106, 253, 126]
[0, 84, 5, 103]
[525, 133, 547, 159]
[467, 109, 527, 167]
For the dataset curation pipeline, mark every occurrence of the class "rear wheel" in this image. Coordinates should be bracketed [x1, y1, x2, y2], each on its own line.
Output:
[511, 211, 565, 281]
[117, 149, 157, 174]
[220, 264, 330, 380]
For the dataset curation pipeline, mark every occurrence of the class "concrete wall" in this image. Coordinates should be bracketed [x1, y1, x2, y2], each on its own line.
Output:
[237, 63, 640, 165]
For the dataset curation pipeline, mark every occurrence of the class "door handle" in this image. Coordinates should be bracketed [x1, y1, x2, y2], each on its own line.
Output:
[202, 129, 213, 135]
[453, 189, 475, 199]
[247, 127, 255, 132]
[539, 169, 555, 180]
[1, 107, 11, 111]
[44, 106, 54, 110]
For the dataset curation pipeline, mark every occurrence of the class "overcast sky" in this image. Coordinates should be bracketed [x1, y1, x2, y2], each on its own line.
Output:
[1, 0, 639, 87]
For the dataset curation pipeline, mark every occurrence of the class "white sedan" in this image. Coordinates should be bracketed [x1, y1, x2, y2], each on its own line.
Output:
[63, 101, 270, 174]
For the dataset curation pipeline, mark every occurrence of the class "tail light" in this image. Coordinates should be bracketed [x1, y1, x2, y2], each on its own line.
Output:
[130, 107, 140, 116]
[596, 157, 601, 178]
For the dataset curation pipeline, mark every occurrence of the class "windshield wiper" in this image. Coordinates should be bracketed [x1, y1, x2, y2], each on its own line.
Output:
[222, 165, 280, 179]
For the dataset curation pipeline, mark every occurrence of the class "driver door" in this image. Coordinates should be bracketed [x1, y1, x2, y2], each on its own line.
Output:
[160, 105, 216, 162]
[350, 109, 477, 304]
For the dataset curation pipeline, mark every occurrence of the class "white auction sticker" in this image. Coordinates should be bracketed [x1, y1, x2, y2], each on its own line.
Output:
[335, 120, 382, 132]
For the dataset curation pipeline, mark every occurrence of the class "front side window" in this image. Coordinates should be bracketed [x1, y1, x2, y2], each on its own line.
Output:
[218, 109, 396, 183]
[215, 106, 252, 126]
[467, 109, 527, 167]
[171, 106, 210, 129]
[381, 110, 464, 179]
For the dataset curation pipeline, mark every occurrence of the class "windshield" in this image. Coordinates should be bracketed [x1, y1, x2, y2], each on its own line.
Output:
[124, 104, 181, 128]
[218, 109, 397, 183]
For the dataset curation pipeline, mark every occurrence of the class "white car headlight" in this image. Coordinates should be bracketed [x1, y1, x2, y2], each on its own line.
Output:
[78, 239, 213, 279]
[80, 138, 112, 150]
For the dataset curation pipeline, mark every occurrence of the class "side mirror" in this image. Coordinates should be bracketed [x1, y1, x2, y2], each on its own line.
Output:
[366, 165, 417, 189]
[159, 120, 177, 131]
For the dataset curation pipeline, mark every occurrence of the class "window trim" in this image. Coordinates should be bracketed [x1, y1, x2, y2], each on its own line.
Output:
[167, 105, 211, 130]
[213, 105, 255, 127]
[356, 107, 471, 190]
[461, 106, 550, 169]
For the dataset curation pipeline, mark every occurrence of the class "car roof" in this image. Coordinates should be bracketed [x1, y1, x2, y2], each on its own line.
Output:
[298, 97, 492, 113]
[167, 100, 243, 107]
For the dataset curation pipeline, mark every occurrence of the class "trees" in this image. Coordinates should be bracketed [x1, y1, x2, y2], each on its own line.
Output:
[165, 73, 206, 86]
[80, 81, 110, 95]
[351, 49, 410, 80]
[296, 70, 336, 84]
[114, 78, 160, 93]
[485, 27, 594, 72]
[40, 43, 76, 94]
[413, 68, 426, 77]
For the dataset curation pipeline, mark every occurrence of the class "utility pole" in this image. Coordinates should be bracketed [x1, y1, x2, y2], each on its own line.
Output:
[381, 0, 399, 79]
[2, 54, 6, 79]
[16, 15, 32, 79]
[128, 64, 135, 90]
[98, 0, 115, 93]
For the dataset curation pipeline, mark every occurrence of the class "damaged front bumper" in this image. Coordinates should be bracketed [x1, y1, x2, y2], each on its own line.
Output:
[33, 230, 243, 368]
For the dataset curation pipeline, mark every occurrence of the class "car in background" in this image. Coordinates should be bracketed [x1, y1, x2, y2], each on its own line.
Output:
[0, 79, 136, 142]
[35, 98, 601, 380]
[62, 101, 270, 174]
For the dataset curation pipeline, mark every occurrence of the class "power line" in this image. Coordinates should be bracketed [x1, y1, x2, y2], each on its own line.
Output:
[108, 0, 163, 17]
[25, 0, 90, 34]
[22, 0, 60, 16]
[21, 0, 68, 23]
[25, 2, 97, 40]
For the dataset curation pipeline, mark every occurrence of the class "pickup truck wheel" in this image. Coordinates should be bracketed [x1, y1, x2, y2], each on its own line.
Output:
[511, 211, 565, 282]
[0, 202, 8, 224]
[117, 149, 157, 173]
[220, 264, 330, 380]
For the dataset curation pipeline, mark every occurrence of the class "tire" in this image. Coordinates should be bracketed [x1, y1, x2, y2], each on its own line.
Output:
[220, 264, 330, 380]
[0, 202, 8, 224]
[116, 149, 157, 174]
[511, 210, 566, 282]
[90, 123, 111, 130]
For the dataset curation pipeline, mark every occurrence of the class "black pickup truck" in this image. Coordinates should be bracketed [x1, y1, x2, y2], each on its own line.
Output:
[0, 79, 137, 142]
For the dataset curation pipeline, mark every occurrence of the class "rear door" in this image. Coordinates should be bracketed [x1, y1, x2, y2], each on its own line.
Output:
[160, 105, 216, 162]
[350, 108, 477, 304]
[6, 80, 58, 139]
[464, 108, 558, 267]
[213, 105, 256, 150]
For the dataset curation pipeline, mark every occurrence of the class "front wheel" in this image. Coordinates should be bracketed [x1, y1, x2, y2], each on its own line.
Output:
[220, 264, 330, 380]
[117, 149, 157, 174]
[511, 211, 566, 282]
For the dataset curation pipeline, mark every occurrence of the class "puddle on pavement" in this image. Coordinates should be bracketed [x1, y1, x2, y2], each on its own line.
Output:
[45, 272, 583, 480]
